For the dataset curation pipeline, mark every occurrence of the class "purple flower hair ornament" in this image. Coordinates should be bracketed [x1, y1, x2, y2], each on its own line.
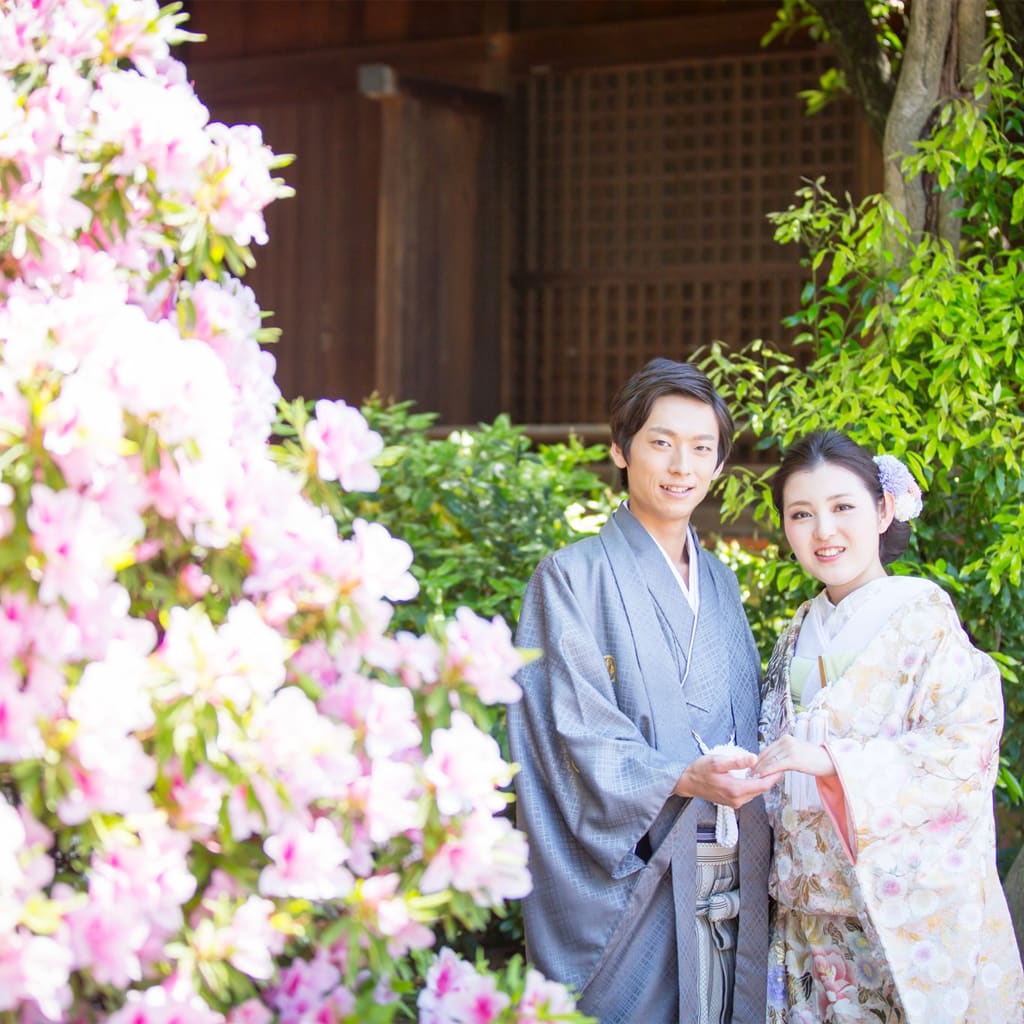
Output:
[873, 454, 923, 522]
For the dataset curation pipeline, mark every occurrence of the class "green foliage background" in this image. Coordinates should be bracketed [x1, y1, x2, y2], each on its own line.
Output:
[700, 31, 1024, 812]
[326, 398, 617, 636]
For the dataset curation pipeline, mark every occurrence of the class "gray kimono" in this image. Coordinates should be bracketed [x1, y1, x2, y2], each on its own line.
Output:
[508, 504, 770, 1023]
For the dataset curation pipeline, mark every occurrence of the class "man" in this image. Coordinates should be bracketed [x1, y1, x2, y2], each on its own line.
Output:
[508, 358, 774, 1024]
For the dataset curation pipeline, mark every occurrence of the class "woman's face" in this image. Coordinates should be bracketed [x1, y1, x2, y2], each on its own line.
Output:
[781, 461, 894, 604]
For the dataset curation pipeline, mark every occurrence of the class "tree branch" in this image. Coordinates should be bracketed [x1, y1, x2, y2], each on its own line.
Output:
[807, 0, 896, 141]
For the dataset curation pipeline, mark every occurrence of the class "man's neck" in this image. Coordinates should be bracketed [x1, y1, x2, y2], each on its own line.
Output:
[624, 504, 692, 569]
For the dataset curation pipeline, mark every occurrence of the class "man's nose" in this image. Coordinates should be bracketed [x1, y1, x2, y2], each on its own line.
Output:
[670, 448, 690, 473]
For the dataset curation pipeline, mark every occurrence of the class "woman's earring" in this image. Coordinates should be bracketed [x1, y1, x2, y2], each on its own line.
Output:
[788, 552, 797, 562]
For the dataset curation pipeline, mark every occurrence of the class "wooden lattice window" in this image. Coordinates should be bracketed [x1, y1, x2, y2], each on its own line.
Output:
[511, 51, 865, 426]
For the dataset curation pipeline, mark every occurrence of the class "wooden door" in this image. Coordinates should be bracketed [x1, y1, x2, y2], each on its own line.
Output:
[368, 71, 506, 424]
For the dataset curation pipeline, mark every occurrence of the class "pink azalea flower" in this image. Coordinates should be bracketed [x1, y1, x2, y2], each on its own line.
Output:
[419, 948, 482, 1023]
[516, 968, 578, 1022]
[421, 810, 532, 906]
[203, 121, 284, 247]
[444, 608, 524, 704]
[0, 676, 46, 761]
[447, 976, 512, 1024]
[167, 763, 226, 839]
[425, 711, 514, 817]
[266, 949, 347, 1022]
[0, 930, 73, 1020]
[304, 399, 383, 492]
[347, 518, 418, 602]
[260, 818, 354, 900]
[106, 983, 224, 1024]
[228, 999, 273, 1024]
[0, 3, 590, 1016]
[361, 757, 425, 845]
[179, 563, 212, 598]
[65, 898, 148, 988]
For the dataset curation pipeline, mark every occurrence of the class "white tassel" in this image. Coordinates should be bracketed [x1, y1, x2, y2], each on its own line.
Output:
[786, 709, 829, 810]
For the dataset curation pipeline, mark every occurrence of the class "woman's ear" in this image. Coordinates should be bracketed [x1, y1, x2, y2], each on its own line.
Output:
[879, 492, 896, 533]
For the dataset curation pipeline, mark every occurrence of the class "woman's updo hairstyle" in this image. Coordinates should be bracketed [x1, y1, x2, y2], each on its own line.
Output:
[770, 429, 912, 565]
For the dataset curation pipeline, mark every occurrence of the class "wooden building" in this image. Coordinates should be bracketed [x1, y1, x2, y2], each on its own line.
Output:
[182, 0, 879, 439]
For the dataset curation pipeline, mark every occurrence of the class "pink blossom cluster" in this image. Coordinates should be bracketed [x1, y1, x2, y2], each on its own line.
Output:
[0, 3, 585, 1023]
[419, 949, 579, 1024]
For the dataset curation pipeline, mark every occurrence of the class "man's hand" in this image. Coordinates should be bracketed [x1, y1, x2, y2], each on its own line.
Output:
[673, 750, 780, 809]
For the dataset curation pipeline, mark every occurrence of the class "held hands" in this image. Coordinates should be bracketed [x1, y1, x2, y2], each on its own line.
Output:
[673, 749, 778, 809]
[753, 735, 836, 779]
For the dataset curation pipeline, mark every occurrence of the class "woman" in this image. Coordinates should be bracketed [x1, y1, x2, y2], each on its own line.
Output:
[754, 429, 1024, 1024]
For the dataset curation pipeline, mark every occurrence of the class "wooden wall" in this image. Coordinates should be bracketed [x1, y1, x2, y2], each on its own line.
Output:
[182, 1, 878, 427]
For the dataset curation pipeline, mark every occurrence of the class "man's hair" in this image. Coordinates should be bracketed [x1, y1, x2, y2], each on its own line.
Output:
[608, 357, 734, 489]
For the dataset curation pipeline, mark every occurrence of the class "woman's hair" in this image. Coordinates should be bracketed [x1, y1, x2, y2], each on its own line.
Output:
[608, 358, 734, 489]
[771, 429, 911, 564]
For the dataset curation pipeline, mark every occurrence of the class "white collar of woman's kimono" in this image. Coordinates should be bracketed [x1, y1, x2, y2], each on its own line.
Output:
[801, 575, 934, 660]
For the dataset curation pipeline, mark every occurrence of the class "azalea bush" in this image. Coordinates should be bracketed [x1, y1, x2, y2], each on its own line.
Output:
[284, 397, 617, 635]
[0, 2, 591, 1021]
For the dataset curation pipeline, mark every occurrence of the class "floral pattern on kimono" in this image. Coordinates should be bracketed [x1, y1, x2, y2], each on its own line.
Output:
[759, 578, 1024, 1024]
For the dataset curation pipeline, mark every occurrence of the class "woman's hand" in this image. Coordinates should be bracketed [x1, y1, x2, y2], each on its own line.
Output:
[754, 735, 836, 778]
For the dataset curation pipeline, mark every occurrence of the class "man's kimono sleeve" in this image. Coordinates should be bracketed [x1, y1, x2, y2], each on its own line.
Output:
[510, 553, 687, 880]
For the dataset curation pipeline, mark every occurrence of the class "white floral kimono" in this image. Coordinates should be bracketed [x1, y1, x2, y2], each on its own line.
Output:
[759, 575, 1024, 1024]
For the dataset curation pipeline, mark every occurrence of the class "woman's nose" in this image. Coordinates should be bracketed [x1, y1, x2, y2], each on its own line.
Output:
[812, 513, 834, 539]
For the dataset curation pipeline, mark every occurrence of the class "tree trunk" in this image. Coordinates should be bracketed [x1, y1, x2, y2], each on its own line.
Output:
[883, 0, 955, 242]
[936, 0, 987, 248]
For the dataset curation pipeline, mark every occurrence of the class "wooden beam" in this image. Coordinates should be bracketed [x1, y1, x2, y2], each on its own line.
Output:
[502, 6, 793, 71]
[186, 6, 803, 105]
[187, 34, 499, 104]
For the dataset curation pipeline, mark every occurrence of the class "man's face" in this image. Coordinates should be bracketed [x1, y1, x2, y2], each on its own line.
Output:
[610, 394, 721, 537]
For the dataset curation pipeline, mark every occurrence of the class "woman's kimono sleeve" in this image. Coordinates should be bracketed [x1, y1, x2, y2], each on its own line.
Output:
[819, 591, 1019, 1019]
[510, 552, 687, 880]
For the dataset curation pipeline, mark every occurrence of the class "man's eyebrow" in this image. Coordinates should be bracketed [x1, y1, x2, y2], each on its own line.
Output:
[644, 425, 717, 441]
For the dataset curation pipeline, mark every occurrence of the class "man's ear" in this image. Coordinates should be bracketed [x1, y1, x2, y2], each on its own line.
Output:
[610, 442, 628, 470]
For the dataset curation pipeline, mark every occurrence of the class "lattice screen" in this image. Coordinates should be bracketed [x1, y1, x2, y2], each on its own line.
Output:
[511, 51, 863, 426]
